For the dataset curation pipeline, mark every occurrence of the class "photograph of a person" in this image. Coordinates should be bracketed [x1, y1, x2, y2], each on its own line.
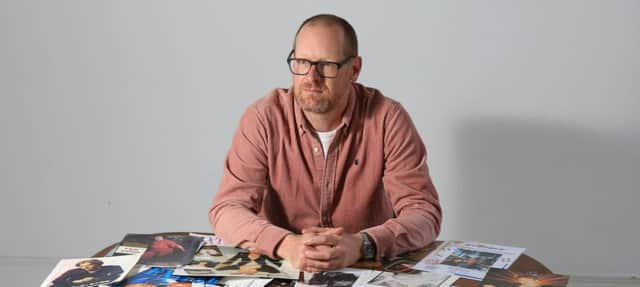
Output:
[48, 259, 123, 287]
[116, 233, 203, 266]
[41, 254, 140, 287]
[368, 271, 457, 287]
[189, 260, 219, 269]
[195, 245, 223, 258]
[440, 249, 501, 271]
[208, 13, 443, 274]
[183, 245, 224, 269]
[141, 235, 186, 262]
[174, 245, 288, 278]
[306, 271, 359, 287]
[124, 284, 192, 287]
[174, 256, 222, 276]
[183, 245, 225, 269]
[215, 251, 282, 275]
[266, 278, 296, 287]
[179, 267, 217, 276]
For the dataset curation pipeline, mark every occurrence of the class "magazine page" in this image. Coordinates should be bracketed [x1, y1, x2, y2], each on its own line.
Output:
[174, 246, 298, 279]
[222, 278, 274, 287]
[173, 234, 235, 275]
[264, 278, 296, 287]
[114, 233, 203, 267]
[217, 278, 295, 287]
[40, 254, 140, 287]
[356, 270, 459, 287]
[481, 268, 569, 287]
[413, 240, 525, 281]
[415, 241, 524, 269]
[110, 266, 221, 287]
[413, 241, 459, 266]
[189, 232, 233, 247]
[295, 268, 368, 287]
[458, 241, 525, 269]
[173, 245, 230, 276]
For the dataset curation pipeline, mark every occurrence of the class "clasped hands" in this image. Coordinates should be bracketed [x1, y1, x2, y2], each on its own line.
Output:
[276, 227, 363, 272]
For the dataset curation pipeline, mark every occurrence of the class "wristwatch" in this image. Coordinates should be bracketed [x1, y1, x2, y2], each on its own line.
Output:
[360, 232, 377, 260]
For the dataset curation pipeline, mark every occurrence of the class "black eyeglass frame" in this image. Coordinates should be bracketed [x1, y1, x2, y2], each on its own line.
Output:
[286, 49, 355, 79]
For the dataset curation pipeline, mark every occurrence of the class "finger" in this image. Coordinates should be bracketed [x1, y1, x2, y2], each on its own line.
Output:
[324, 227, 344, 235]
[302, 227, 329, 234]
[305, 266, 323, 273]
[303, 234, 340, 247]
[306, 257, 343, 272]
[306, 264, 338, 273]
[301, 257, 332, 271]
[303, 246, 337, 261]
[302, 227, 344, 235]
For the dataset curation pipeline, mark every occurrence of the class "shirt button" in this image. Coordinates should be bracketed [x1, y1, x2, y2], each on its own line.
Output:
[313, 147, 320, 153]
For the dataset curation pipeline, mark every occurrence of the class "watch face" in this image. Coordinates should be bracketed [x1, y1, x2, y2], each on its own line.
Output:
[362, 233, 375, 259]
[365, 245, 374, 258]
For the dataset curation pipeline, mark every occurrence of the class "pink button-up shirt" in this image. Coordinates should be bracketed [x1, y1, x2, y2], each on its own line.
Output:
[209, 83, 441, 259]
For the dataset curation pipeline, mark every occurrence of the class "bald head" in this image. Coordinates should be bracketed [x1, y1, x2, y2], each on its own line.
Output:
[293, 14, 358, 58]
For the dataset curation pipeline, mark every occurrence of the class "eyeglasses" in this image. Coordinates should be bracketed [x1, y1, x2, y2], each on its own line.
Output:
[286, 50, 354, 79]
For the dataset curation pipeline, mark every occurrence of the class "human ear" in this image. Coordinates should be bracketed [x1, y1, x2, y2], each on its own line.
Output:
[350, 56, 362, 81]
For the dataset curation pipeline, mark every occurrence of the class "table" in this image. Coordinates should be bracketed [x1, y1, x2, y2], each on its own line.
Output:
[94, 232, 552, 287]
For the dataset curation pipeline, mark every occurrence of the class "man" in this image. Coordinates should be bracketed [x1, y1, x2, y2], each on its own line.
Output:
[50, 259, 123, 287]
[142, 235, 186, 261]
[209, 14, 441, 272]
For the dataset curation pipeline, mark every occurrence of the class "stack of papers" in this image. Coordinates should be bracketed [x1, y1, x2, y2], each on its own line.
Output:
[39, 233, 569, 287]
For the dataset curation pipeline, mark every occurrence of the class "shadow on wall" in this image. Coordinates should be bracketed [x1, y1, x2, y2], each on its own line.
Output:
[455, 118, 639, 274]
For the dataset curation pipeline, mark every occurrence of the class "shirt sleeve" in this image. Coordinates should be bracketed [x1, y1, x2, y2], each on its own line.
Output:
[208, 105, 292, 258]
[363, 102, 442, 259]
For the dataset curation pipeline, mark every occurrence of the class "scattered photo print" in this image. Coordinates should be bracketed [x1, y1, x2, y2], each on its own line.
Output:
[174, 246, 297, 279]
[40, 254, 139, 287]
[115, 234, 203, 266]
[440, 248, 501, 271]
[300, 269, 368, 287]
[367, 271, 457, 287]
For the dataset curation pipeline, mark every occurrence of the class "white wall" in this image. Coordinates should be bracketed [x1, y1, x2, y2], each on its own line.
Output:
[1, 0, 638, 279]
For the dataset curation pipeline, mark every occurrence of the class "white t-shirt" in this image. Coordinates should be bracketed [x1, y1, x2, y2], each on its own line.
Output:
[316, 129, 337, 157]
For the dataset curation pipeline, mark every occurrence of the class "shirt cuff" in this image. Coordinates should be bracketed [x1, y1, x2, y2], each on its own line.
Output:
[255, 225, 293, 258]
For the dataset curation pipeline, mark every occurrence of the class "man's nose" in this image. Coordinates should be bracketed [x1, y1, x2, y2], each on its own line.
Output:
[305, 64, 323, 81]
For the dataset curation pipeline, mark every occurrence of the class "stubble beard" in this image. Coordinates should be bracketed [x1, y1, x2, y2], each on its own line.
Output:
[294, 89, 331, 113]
